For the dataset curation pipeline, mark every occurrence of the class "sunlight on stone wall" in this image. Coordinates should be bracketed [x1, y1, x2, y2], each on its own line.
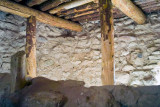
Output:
[0, 11, 160, 87]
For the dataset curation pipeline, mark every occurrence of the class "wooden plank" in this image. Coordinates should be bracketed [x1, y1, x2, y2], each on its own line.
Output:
[26, 16, 37, 78]
[0, 0, 82, 32]
[40, 0, 71, 11]
[99, 0, 114, 85]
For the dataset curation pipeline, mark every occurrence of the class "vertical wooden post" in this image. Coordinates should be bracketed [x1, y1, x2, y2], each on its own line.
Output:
[26, 16, 37, 78]
[99, 0, 114, 85]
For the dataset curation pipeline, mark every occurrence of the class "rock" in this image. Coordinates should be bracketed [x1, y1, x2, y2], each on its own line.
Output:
[112, 86, 140, 106]
[122, 65, 135, 71]
[138, 95, 160, 107]
[8, 77, 120, 107]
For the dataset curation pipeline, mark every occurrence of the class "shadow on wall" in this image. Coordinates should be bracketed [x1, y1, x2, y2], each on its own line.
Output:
[0, 76, 160, 107]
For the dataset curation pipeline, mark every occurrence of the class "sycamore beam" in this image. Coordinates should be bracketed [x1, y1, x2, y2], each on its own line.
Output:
[0, 0, 82, 32]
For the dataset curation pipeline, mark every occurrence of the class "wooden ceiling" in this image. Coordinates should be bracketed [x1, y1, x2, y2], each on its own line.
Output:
[9, 0, 160, 23]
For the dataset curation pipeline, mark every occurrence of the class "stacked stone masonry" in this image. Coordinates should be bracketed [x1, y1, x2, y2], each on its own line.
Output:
[0, 11, 160, 87]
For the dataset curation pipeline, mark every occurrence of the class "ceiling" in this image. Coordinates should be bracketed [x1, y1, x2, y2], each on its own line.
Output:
[10, 0, 160, 23]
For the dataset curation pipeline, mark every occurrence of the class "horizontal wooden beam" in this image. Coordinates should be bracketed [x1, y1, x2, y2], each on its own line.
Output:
[27, 0, 47, 7]
[0, 0, 82, 32]
[57, 3, 98, 17]
[49, 0, 95, 14]
[40, 0, 71, 11]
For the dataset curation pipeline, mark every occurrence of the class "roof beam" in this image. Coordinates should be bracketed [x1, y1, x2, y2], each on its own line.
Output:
[50, 0, 146, 24]
[40, 0, 71, 11]
[112, 0, 146, 24]
[49, 0, 97, 14]
[27, 0, 47, 7]
[0, 0, 82, 32]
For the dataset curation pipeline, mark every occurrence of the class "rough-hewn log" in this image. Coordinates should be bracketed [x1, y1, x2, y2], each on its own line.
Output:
[40, 0, 71, 11]
[58, 0, 159, 19]
[112, 0, 146, 24]
[77, 0, 160, 23]
[72, 12, 99, 21]
[65, 8, 99, 19]
[99, 0, 114, 85]
[26, 16, 37, 78]
[0, 0, 82, 32]
[49, 0, 96, 14]
[27, 0, 47, 7]
[57, 3, 98, 17]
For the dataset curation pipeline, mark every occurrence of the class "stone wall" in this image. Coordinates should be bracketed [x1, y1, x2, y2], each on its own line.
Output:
[0, 11, 160, 87]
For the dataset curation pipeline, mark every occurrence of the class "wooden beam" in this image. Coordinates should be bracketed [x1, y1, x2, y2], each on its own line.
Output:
[0, 0, 82, 32]
[99, 0, 114, 85]
[49, 0, 95, 14]
[112, 0, 146, 24]
[27, 0, 47, 7]
[40, 0, 71, 11]
[57, 3, 98, 17]
[26, 16, 37, 78]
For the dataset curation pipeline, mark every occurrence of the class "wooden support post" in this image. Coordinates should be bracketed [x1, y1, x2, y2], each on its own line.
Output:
[26, 16, 37, 78]
[99, 0, 114, 85]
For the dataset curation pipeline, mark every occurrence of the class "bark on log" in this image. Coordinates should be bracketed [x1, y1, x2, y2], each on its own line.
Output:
[99, 0, 114, 85]
[40, 0, 71, 11]
[112, 0, 146, 24]
[0, 0, 82, 32]
[26, 16, 37, 78]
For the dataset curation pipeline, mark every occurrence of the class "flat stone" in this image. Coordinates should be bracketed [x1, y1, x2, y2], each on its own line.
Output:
[122, 65, 135, 71]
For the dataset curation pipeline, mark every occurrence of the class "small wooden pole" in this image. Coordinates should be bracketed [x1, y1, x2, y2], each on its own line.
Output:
[26, 16, 37, 78]
[99, 0, 114, 85]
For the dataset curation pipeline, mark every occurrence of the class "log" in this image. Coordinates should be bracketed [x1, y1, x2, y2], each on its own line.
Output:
[57, 3, 98, 17]
[65, 8, 99, 19]
[72, 12, 99, 21]
[40, 0, 71, 11]
[0, 0, 82, 32]
[112, 0, 146, 24]
[25, 16, 37, 78]
[99, 0, 114, 85]
[49, 0, 95, 14]
[27, 0, 47, 7]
